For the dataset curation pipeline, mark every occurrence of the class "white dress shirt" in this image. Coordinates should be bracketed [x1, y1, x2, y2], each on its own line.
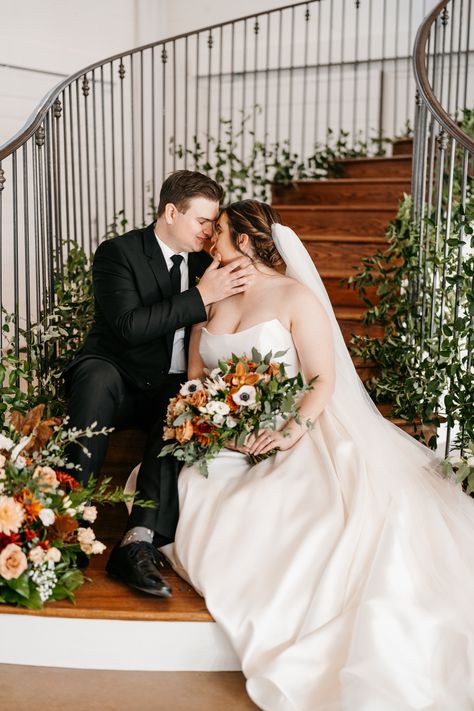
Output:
[155, 233, 189, 373]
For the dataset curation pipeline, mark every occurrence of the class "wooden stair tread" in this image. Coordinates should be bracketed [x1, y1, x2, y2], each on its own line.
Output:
[300, 233, 387, 244]
[332, 154, 412, 164]
[288, 177, 411, 185]
[276, 204, 399, 211]
[0, 538, 213, 622]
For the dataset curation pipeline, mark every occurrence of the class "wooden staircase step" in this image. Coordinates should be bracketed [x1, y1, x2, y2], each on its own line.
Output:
[320, 271, 378, 307]
[272, 178, 410, 206]
[329, 155, 412, 179]
[278, 204, 398, 237]
[335, 306, 385, 344]
[304, 238, 386, 272]
[392, 137, 413, 156]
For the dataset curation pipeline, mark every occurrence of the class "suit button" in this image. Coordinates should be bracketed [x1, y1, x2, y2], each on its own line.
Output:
[145, 381, 151, 388]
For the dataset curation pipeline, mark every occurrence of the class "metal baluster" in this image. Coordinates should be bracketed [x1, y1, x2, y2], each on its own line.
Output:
[455, 0, 464, 117]
[447, 0, 456, 116]
[462, 0, 472, 114]
[207, 31, 213, 167]
[92, 70, 100, 247]
[338, 0, 345, 137]
[184, 37, 189, 169]
[437, 135, 456, 353]
[218, 27, 223, 150]
[119, 59, 126, 221]
[378, 0, 387, 145]
[44, 113, 55, 310]
[230, 24, 235, 201]
[287, 7, 295, 155]
[301, 5, 310, 158]
[264, 14, 270, 173]
[140, 51, 145, 225]
[32, 139, 42, 326]
[429, 129, 447, 344]
[172, 41, 177, 175]
[353, 0, 360, 145]
[276, 11, 283, 145]
[75, 80, 84, 249]
[241, 19, 248, 167]
[52, 98, 63, 275]
[100, 66, 108, 238]
[314, 0, 321, 146]
[130, 54, 136, 228]
[194, 35, 200, 169]
[12, 151, 19, 357]
[22, 144, 31, 356]
[61, 90, 71, 254]
[326, 0, 334, 139]
[110, 61, 117, 227]
[405, 0, 413, 132]
[82, 76, 92, 254]
[150, 49, 155, 198]
[162, 44, 168, 181]
[438, 8, 449, 123]
[365, 0, 373, 146]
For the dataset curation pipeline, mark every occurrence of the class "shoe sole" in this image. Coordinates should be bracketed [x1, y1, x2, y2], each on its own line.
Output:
[106, 569, 172, 598]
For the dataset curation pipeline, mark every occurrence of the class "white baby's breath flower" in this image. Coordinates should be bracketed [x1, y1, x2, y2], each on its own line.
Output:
[38, 508, 55, 526]
[232, 385, 257, 407]
[179, 379, 204, 396]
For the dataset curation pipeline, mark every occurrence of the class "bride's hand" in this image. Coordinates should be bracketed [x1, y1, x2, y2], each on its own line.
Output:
[246, 428, 297, 456]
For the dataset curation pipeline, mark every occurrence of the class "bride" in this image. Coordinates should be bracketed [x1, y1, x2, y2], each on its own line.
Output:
[151, 200, 474, 710]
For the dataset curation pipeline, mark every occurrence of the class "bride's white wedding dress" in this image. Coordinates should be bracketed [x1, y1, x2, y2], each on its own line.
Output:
[162, 318, 474, 711]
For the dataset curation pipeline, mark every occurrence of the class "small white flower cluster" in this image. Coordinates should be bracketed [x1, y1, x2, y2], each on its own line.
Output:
[29, 561, 58, 602]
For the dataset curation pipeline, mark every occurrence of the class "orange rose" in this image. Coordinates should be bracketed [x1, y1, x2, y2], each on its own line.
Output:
[163, 426, 176, 441]
[266, 362, 281, 377]
[175, 419, 194, 444]
[186, 389, 208, 408]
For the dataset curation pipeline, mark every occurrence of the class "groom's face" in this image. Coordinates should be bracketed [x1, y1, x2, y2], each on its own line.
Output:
[169, 197, 219, 253]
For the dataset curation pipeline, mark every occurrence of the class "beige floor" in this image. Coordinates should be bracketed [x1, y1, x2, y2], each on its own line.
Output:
[0, 665, 259, 711]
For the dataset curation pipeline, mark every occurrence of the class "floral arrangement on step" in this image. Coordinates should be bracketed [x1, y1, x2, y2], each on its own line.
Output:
[0, 405, 146, 609]
[160, 349, 315, 477]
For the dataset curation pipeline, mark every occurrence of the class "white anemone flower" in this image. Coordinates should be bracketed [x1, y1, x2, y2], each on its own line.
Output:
[226, 416, 238, 428]
[179, 379, 204, 396]
[232, 385, 257, 407]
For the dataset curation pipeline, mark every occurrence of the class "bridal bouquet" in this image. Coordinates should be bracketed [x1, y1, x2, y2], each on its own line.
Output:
[0, 405, 142, 609]
[160, 348, 314, 477]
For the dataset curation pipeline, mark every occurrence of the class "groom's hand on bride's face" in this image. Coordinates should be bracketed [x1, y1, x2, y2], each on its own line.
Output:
[196, 256, 255, 305]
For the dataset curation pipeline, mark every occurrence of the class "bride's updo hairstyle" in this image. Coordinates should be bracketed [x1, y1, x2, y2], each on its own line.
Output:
[224, 200, 286, 271]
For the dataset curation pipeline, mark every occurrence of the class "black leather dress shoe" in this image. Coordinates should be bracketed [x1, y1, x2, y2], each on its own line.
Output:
[106, 541, 172, 598]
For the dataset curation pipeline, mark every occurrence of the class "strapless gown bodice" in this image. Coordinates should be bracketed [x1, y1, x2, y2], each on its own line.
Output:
[200, 318, 300, 377]
[161, 320, 474, 711]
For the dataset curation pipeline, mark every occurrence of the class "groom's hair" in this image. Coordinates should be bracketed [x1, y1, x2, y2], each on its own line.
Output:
[157, 170, 223, 216]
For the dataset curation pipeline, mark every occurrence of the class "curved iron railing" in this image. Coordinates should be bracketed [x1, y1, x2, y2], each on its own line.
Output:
[411, 0, 473, 453]
[0, 0, 434, 361]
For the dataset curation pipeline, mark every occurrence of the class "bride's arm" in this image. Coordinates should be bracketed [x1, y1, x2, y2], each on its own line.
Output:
[248, 286, 335, 455]
[187, 322, 206, 379]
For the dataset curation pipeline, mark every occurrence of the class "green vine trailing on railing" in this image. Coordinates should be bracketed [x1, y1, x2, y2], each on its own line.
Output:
[0, 245, 94, 423]
[346, 178, 473, 454]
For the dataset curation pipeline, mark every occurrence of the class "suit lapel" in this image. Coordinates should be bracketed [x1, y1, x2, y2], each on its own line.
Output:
[143, 223, 172, 299]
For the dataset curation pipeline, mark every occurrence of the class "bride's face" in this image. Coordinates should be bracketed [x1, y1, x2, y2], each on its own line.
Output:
[211, 212, 243, 265]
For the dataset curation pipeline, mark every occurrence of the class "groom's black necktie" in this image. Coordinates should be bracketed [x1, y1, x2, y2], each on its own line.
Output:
[166, 254, 184, 360]
[169, 254, 183, 294]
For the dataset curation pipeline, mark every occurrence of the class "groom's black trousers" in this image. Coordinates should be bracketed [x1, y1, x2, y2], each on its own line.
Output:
[66, 358, 184, 544]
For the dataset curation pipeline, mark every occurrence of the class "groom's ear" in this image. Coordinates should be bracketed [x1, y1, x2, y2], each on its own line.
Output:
[164, 203, 178, 224]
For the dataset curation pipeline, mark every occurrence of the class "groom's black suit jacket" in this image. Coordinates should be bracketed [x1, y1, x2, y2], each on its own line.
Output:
[68, 222, 212, 387]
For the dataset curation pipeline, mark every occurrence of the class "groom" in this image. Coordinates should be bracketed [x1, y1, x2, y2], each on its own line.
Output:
[65, 170, 253, 597]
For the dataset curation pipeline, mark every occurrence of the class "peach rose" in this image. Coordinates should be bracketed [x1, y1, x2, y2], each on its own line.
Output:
[33, 466, 59, 490]
[0, 543, 28, 580]
[0, 495, 25, 535]
[45, 547, 61, 563]
[163, 427, 176, 441]
[175, 419, 194, 444]
[0, 454, 6, 468]
[29, 546, 46, 564]
[81, 506, 97, 523]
